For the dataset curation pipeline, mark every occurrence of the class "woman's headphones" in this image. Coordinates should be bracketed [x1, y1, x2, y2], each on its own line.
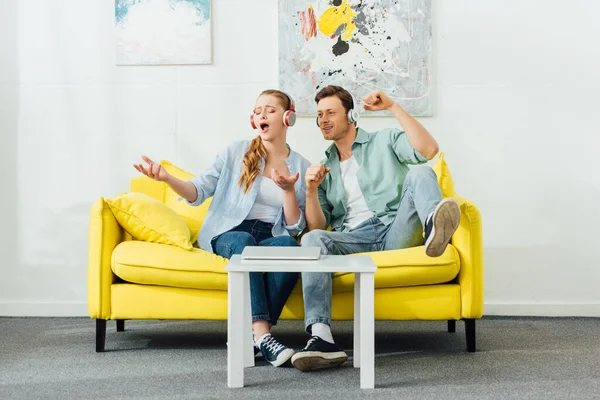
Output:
[251, 92, 296, 129]
[316, 92, 360, 127]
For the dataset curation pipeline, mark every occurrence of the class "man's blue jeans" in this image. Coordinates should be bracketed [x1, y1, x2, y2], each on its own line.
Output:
[300, 166, 442, 330]
[211, 219, 298, 325]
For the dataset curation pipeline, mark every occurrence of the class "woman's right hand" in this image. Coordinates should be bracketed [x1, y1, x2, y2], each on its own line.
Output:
[133, 155, 170, 182]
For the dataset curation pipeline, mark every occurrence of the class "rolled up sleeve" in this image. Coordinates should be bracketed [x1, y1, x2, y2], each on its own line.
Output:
[183, 151, 225, 206]
[283, 208, 306, 237]
[390, 129, 429, 165]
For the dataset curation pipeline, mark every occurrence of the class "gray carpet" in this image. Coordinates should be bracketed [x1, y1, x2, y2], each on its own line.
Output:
[1, 317, 599, 399]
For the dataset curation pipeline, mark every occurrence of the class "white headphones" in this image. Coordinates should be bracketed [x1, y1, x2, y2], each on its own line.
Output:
[316, 92, 360, 127]
[348, 92, 360, 124]
[251, 91, 296, 129]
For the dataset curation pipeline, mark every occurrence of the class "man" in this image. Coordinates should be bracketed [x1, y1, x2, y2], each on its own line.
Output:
[290, 85, 460, 372]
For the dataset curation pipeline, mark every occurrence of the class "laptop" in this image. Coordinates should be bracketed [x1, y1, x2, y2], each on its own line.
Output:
[240, 246, 321, 261]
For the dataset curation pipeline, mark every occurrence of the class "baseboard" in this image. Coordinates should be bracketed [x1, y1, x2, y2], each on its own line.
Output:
[1, 301, 599, 318]
[484, 303, 600, 317]
[0, 301, 88, 317]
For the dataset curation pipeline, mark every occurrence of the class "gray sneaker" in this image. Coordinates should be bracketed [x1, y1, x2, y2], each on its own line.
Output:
[424, 198, 461, 257]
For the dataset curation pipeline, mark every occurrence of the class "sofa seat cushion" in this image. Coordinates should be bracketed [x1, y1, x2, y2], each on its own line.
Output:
[113, 241, 459, 294]
[112, 241, 228, 291]
[325, 244, 460, 294]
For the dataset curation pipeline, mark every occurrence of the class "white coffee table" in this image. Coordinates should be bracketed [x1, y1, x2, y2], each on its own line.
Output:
[226, 254, 378, 389]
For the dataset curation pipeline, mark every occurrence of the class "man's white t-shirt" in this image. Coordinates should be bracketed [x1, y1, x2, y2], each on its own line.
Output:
[340, 156, 374, 230]
[246, 177, 283, 223]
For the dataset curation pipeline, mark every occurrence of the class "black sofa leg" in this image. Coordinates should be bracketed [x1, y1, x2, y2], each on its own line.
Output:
[116, 320, 125, 332]
[96, 319, 107, 352]
[447, 320, 456, 333]
[465, 319, 476, 352]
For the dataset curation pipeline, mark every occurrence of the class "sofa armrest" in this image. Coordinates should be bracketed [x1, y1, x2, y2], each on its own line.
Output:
[452, 196, 484, 319]
[87, 198, 125, 319]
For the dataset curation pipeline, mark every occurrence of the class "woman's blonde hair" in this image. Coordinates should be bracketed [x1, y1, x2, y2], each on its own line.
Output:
[238, 90, 292, 194]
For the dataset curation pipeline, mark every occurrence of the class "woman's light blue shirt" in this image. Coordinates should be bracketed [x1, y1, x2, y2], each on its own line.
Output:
[185, 140, 311, 253]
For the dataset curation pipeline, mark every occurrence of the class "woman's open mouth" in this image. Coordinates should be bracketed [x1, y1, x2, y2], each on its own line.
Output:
[259, 123, 270, 133]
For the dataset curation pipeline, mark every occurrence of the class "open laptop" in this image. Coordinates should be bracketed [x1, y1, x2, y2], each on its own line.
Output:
[241, 246, 321, 261]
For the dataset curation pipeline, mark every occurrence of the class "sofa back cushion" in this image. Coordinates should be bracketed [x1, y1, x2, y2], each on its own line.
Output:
[432, 152, 457, 198]
[161, 161, 212, 244]
[129, 154, 455, 246]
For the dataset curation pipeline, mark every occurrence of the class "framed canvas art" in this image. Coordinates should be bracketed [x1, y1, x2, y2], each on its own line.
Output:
[116, 0, 212, 65]
[279, 0, 432, 116]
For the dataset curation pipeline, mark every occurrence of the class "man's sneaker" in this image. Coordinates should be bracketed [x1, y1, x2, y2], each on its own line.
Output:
[258, 335, 295, 367]
[424, 198, 461, 257]
[291, 336, 348, 371]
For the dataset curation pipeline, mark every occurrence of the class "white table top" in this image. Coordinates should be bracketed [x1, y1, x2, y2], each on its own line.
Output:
[226, 254, 377, 273]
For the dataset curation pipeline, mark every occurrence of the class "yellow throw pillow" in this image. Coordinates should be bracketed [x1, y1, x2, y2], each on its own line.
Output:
[105, 192, 193, 250]
[161, 160, 212, 244]
[432, 152, 457, 198]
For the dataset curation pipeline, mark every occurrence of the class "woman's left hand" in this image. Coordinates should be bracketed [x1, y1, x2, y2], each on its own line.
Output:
[272, 168, 299, 192]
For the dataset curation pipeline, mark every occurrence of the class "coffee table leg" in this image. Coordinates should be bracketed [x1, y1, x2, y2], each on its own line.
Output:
[243, 272, 255, 368]
[228, 271, 245, 388]
[359, 272, 375, 389]
[353, 272, 361, 368]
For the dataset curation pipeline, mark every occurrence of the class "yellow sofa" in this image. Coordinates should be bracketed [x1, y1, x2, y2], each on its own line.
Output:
[88, 154, 483, 352]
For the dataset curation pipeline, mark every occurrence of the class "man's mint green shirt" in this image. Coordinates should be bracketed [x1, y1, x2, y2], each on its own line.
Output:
[318, 127, 428, 231]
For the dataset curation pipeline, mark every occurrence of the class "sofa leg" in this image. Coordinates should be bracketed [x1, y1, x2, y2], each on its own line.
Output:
[447, 320, 456, 333]
[96, 319, 107, 352]
[116, 320, 125, 332]
[465, 319, 476, 352]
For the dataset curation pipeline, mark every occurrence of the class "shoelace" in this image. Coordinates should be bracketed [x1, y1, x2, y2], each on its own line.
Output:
[262, 336, 285, 354]
[303, 336, 319, 350]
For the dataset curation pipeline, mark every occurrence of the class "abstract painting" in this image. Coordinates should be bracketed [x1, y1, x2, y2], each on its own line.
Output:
[115, 0, 212, 65]
[279, 0, 432, 116]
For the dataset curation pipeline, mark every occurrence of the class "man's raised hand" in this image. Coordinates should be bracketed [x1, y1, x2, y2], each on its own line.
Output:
[305, 164, 330, 192]
[362, 90, 395, 112]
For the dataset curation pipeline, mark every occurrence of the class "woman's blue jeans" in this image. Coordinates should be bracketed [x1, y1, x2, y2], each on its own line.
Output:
[211, 219, 299, 325]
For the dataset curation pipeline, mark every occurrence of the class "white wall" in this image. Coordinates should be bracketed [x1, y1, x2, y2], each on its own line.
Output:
[1, 0, 599, 316]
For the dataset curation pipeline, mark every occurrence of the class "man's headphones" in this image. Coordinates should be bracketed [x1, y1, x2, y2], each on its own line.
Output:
[251, 91, 296, 129]
[316, 92, 360, 127]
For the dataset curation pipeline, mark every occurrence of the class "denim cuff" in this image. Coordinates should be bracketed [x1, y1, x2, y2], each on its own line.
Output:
[252, 314, 271, 323]
[304, 317, 331, 333]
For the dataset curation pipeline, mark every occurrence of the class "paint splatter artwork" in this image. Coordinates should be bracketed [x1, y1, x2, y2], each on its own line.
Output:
[115, 0, 211, 65]
[279, 0, 432, 116]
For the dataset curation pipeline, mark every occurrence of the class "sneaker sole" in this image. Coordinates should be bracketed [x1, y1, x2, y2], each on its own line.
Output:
[291, 351, 348, 371]
[268, 348, 295, 368]
[425, 198, 461, 258]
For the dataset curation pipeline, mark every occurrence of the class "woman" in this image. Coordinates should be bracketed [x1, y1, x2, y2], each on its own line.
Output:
[134, 90, 311, 367]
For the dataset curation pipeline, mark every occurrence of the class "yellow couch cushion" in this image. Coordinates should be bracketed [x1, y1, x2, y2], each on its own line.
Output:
[344, 244, 459, 290]
[161, 160, 212, 244]
[113, 240, 458, 293]
[432, 152, 457, 198]
[112, 241, 228, 290]
[105, 193, 193, 250]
